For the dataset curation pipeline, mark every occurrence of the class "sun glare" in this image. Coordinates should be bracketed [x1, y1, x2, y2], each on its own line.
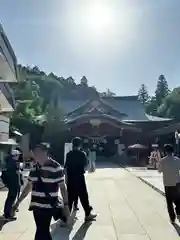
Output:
[85, 3, 115, 33]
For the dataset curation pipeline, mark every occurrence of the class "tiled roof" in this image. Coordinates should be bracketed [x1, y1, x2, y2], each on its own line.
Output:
[102, 97, 148, 121]
[58, 99, 89, 114]
[58, 96, 172, 122]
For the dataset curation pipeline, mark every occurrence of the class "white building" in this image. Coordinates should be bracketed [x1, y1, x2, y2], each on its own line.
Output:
[0, 23, 18, 143]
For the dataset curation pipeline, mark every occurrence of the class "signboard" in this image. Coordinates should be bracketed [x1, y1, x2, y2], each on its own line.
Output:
[64, 143, 72, 164]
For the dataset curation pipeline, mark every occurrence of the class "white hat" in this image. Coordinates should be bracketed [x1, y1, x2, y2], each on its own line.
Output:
[11, 149, 21, 156]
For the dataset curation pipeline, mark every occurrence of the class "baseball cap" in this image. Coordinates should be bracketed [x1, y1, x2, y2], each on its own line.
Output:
[11, 149, 21, 156]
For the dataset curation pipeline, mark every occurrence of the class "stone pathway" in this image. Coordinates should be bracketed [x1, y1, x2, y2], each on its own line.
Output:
[0, 163, 179, 239]
[126, 167, 164, 194]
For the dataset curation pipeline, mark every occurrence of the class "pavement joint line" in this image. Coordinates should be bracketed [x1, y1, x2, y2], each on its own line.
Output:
[138, 176, 165, 196]
[108, 204, 119, 240]
[124, 196, 151, 239]
[119, 164, 165, 197]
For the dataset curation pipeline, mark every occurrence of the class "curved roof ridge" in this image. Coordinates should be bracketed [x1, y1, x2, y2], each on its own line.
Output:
[102, 95, 138, 100]
[145, 113, 172, 121]
[66, 98, 92, 116]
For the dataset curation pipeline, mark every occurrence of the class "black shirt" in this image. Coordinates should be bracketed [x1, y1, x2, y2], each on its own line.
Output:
[65, 149, 87, 178]
[5, 156, 20, 182]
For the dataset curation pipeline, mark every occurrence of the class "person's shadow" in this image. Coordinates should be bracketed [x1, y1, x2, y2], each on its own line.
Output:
[51, 210, 78, 239]
[172, 222, 180, 236]
[0, 216, 16, 231]
[51, 218, 92, 240]
[72, 221, 92, 240]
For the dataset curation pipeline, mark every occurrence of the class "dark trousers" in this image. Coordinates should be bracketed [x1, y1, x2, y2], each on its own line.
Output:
[33, 210, 52, 240]
[4, 184, 19, 217]
[165, 185, 180, 221]
[67, 175, 91, 216]
[74, 196, 78, 208]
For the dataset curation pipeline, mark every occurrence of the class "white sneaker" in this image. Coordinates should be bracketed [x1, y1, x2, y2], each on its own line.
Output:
[85, 213, 97, 222]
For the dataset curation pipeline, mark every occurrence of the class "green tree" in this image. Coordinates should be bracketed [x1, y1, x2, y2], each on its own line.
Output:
[80, 76, 88, 86]
[42, 105, 67, 141]
[146, 96, 158, 115]
[138, 84, 149, 105]
[155, 75, 169, 106]
[157, 87, 180, 119]
[100, 89, 116, 97]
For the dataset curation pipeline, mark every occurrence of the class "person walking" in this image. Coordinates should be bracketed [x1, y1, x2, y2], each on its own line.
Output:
[3, 149, 21, 220]
[158, 144, 180, 224]
[13, 143, 70, 240]
[91, 150, 96, 172]
[65, 137, 97, 221]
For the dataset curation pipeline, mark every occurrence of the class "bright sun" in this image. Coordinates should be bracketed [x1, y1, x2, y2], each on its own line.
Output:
[86, 3, 115, 33]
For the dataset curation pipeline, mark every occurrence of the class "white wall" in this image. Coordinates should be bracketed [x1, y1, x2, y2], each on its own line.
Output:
[0, 114, 9, 142]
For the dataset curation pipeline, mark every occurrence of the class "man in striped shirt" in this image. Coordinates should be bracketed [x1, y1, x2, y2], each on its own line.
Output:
[13, 143, 69, 240]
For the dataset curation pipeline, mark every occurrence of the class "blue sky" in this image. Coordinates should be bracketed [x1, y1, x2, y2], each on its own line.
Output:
[1, 0, 180, 95]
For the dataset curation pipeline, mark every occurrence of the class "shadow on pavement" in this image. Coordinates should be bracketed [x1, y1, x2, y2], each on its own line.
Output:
[173, 223, 180, 236]
[0, 216, 16, 231]
[51, 210, 77, 239]
[72, 221, 92, 240]
[51, 219, 93, 240]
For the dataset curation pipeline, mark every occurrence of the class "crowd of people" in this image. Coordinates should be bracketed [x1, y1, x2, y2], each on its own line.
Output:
[2, 138, 180, 239]
[1, 137, 97, 240]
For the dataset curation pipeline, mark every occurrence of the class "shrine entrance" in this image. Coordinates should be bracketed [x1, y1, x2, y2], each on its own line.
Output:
[68, 115, 140, 160]
[81, 137, 120, 158]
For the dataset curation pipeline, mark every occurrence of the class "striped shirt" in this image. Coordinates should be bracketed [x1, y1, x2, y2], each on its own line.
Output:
[28, 158, 64, 209]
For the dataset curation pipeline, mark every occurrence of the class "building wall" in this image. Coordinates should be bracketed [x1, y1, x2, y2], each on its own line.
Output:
[0, 114, 9, 141]
[0, 24, 17, 145]
[0, 82, 16, 108]
[0, 23, 17, 82]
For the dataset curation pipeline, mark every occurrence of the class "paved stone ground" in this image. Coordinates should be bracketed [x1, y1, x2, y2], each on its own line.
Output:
[0, 163, 179, 239]
[126, 167, 164, 194]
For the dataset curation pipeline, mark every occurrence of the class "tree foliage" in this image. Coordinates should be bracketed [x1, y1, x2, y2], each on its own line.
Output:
[157, 87, 180, 120]
[155, 75, 169, 105]
[138, 84, 149, 105]
[100, 89, 116, 97]
[140, 74, 180, 120]
[12, 64, 110, 134]
[42, 105, 67, 141]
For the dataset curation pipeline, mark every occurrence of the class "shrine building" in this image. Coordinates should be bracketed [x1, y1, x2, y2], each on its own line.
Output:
[48, 95, 173, 157]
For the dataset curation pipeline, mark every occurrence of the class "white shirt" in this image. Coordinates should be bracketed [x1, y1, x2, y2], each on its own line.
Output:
[158, 155, 180, 186]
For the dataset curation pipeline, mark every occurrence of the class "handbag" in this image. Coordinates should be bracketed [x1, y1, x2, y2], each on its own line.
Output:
[35, 165, 67, 222]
